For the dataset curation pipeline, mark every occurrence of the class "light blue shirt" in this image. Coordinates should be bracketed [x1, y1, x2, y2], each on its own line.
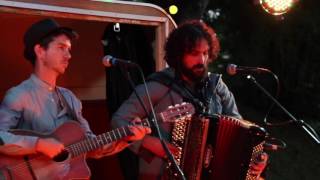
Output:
[0, 74, 93, 154]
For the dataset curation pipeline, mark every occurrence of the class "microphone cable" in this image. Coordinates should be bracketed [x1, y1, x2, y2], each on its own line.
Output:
[261, 70, 294, 126]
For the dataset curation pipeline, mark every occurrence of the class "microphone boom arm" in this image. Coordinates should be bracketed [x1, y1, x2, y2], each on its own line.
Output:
[245, 74, 320, 144]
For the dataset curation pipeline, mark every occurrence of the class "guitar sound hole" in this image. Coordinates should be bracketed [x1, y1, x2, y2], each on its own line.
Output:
[53, 150, 69, 162]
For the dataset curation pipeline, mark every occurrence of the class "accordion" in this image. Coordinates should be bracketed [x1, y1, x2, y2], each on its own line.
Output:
[168, 115, 266, 180]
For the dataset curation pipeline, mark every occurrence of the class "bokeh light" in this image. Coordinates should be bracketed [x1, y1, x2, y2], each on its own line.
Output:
[169, 5, 178, 15]
[260, 0, 296, 16]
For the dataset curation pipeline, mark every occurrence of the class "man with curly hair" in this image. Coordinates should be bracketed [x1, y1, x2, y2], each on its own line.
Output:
[112, 20, 267, 180]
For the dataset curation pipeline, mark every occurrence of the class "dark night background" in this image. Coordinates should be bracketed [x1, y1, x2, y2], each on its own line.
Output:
[115, 0, 320, 179]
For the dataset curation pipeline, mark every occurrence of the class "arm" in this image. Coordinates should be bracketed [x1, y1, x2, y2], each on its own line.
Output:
[62, 89, 150, 159]
[0, 89, 65, 158]
[140, 135, 178, 159]
[0, 89, 39, 155]
[215, 77, 243, 119]
[111, 82, 178, 159]
[111, 83, 153, 155]
[88, 118, 151, 159]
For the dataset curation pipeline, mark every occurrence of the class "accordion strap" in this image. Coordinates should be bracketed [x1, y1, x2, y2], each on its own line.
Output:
[147, 71, 207, 112]
[148, 71, 221, 113]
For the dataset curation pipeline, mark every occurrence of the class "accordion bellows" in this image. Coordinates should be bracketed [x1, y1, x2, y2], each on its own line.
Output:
[168, 115, 266, 180]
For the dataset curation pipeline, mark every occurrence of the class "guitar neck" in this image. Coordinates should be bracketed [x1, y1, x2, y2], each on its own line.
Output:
[67, 119, 150, 157]
[65, 102, 193, 157]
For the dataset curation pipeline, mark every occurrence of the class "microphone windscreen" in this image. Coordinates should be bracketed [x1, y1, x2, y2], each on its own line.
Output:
[102, 55, 113, 67]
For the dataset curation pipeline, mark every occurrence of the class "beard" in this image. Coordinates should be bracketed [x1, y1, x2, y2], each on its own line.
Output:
[181, 63, 208, 83]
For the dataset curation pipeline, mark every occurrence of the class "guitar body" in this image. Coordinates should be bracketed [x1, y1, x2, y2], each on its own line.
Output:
[0, 122, 91, 180]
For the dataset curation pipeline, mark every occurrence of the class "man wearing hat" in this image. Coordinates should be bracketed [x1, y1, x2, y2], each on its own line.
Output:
[0, 18, 150, 178]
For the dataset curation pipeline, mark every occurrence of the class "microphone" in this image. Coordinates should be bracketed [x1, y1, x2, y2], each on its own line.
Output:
[102, 55, 137, 68]
[226, 64, 270, 76]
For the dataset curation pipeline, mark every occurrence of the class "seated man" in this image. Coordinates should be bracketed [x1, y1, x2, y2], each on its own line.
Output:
[0, 18, 150, 179]
[112, 20, 267, 180]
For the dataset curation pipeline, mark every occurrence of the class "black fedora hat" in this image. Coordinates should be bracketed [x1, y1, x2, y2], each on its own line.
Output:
[24, 18, 78, 61]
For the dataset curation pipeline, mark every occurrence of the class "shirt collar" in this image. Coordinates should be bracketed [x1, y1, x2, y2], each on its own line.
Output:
[30, 74, 55, 92]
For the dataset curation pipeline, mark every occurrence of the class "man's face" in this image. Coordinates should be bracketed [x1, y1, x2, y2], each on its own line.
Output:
[181, 38, 209, 83]
[39, 34, 72, 75]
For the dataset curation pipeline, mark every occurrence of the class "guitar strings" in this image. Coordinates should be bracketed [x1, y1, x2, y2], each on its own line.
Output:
[4, 126, 129, 173]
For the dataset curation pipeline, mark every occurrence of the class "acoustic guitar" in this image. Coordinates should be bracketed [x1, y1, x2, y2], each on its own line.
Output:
[0, 103, 194, 180]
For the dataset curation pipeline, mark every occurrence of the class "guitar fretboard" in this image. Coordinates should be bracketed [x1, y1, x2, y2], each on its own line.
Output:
[67, 126, 133, 157]
[62, 103, 192, 158]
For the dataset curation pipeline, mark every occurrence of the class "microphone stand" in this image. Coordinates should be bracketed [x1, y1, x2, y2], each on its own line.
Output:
[245, 74, 320, 144]
[119, 65, 186, 180]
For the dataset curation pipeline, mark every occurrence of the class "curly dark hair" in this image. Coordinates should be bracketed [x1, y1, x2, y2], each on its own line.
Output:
[164, 20, 220, 70]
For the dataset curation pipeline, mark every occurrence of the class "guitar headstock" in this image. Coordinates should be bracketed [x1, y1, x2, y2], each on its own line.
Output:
[159, 102, 195, 123]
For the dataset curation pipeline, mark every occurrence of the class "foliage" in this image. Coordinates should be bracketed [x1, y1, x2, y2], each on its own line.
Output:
[204, 0, 320, 121]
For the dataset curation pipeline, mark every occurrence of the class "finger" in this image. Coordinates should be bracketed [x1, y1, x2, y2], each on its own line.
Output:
[129, 126, 142, 134]
[254, 152, 268, 162]
[59, 143, 65, 150]
[249, 165, 261, 175]
[133, 125, 151, 135]
[249, 171, 259, 176]
[250, 165, 261, 172]
[259, 152, 268, 162]
[51, 151, 60, 159]
[131, 117, 142, 124]
[251, 162, 266, 170]
[127, 127, 144, 141]
[145, 127, 151, 134]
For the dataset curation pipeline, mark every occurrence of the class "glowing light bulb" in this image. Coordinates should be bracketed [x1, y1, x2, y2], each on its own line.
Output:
[260, 0, 296, 16]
